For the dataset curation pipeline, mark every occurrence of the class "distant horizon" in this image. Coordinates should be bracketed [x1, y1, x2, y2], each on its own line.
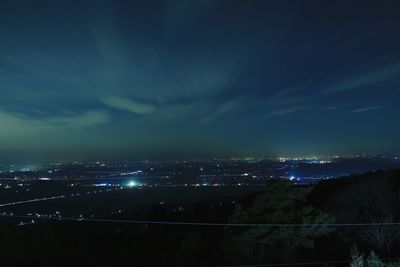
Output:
[1, 151, 399, 165]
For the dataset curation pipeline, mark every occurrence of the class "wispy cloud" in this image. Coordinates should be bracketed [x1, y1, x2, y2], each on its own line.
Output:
[267, 106, 308, 117]
[101, 96, 156, 115]
[45, 111, 109, 127]
[198, 97, 247, 126]
[0, 110, 109, 137]
[264, 89, 308, 107]
[323, 62, 400, 95]
[350, 105, 382, 113]
[322, 106, 338, 111]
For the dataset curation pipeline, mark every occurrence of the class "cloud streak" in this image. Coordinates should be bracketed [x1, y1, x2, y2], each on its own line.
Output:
[350, 105, 382, 113]
[0, 110, 109, 137]
[198, 97, 247, 126]
[101, 96, 156, 115]
[267, 106, 308, 117]
[323, 62, 400, 95]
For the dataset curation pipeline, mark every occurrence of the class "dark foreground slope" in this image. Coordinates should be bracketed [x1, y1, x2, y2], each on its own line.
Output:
[1, 170, 400, 267]
[308, 169, 400, 255]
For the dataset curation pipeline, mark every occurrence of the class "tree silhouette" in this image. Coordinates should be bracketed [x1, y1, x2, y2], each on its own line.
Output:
[223, 180, 335, 264]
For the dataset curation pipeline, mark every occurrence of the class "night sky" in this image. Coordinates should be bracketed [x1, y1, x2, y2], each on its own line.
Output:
[0, 0, 399, 161]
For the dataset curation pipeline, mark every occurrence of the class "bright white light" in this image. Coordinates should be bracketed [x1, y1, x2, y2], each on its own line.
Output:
[127, 180, 137, 187]
[290, 176, 295, 181]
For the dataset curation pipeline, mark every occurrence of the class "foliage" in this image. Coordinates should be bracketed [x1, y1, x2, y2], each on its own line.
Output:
[309, 170, 400, 253]
[223, 180, 335, 264]
[350, 249, 400, 267]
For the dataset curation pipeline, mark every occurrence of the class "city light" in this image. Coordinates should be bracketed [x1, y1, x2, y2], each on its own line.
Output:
[127, 180, 138, 187]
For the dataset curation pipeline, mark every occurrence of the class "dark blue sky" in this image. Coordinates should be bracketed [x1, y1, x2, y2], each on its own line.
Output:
[0, 0, 399, 161]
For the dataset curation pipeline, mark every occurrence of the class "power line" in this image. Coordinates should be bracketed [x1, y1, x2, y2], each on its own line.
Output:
[216, 257, 400, 267]
[0, 196, 65, 207]
[3, 215, 400, 267]
[216, 259, 349, 267]
[2, 215, 400, 266]
[2, 214, 400, 228]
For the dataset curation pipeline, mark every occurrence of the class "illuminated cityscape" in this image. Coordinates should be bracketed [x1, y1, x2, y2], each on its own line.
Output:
[1, 155, 399, 224]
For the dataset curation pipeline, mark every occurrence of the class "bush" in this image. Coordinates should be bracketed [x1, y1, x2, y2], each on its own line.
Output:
[350, 250, 400, 267]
